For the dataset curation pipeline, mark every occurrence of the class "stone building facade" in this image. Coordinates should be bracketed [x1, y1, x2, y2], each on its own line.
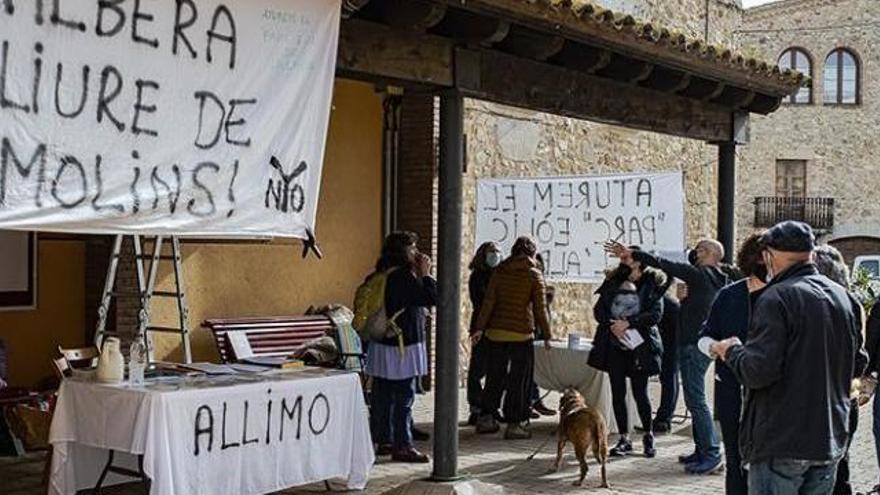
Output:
[736, 0, 880, 265]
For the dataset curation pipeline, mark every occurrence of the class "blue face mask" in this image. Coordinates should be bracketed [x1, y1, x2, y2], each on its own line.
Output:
[486, 251, 502, 268]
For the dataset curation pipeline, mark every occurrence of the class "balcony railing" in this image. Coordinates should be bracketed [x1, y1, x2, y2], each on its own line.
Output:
[754, 197, 835, 230]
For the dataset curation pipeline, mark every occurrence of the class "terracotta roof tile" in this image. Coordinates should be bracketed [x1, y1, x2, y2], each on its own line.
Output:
[525, 0, 804, 90]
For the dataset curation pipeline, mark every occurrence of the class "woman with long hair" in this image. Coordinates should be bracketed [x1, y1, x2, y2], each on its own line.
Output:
[366, 231, 436, 463]
[466, 241, 502, 425]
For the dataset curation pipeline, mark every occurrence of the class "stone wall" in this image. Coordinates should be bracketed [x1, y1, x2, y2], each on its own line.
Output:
[736, 0, 880, 265]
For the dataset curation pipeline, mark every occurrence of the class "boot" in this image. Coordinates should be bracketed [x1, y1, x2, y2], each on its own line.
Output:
[643, 433, 656, 458]
[475, 414, 500, 434]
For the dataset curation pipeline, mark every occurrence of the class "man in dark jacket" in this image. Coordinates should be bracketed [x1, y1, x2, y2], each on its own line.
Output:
[715, 221, 866, 494]
[606, 239, 728, 474]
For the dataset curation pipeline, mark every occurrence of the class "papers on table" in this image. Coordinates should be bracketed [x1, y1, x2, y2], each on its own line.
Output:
[179, 363, 239, 375]
[619, 330, 644, 351]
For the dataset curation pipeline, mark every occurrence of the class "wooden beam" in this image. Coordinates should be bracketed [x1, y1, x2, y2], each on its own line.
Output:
[373, 0, 447, 31]
[433, 8, 510, 47]
[495, 24, 566, 61]
[748, 93, 782, 114]
[456, 48, 733, 142]
[432, 0, 797, 98]
[337, 19, 454, 86]
[712, 87, 756, 109]
[678, 77, 725, 100]
[640, 66, 691, 93]
[596, 54, 654, 84]
[550, 42, 611, 74]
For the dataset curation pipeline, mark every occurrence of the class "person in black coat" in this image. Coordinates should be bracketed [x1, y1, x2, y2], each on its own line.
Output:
[714, 222, 866, 493]
[697, 233, 767, 495]
[589, 262, 665, 458]
[466, 242, 502, 425]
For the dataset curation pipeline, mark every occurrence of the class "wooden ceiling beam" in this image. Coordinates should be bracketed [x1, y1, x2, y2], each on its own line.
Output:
[596, 54, 655, 84]
[712, 87, 757, 109]
[495, 24, 566, 62]
[748, 93, 782, 114]
[364, 0, 448, 31]
[337, 19, 454, 86]
[550, 42, 611, 74]
[456, 47, 733, 142]
[640, 67, 691, 93]
[432, 8, 511, 47]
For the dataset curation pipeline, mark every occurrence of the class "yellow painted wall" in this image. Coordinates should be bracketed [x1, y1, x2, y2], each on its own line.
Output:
[0, 240, 85, 387]
[151, 79, 384, 362]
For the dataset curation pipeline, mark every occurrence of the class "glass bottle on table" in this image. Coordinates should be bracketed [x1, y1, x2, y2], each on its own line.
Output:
[129, 336, 147, 386]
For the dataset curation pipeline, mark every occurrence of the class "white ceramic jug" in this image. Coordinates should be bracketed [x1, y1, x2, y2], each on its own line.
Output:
[96, 337, 125, 383]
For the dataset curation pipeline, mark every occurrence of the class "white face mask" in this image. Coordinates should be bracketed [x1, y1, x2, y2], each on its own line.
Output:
[486, 251, 502, 268]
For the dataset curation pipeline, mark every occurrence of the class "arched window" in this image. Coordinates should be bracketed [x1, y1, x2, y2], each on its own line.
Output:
[778, 48, 813, 104]
[824, 48, 860, 105]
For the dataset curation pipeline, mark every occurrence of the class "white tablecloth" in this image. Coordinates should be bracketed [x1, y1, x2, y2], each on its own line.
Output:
[533, 341, 637, 434]
[49, 369, 374, 495]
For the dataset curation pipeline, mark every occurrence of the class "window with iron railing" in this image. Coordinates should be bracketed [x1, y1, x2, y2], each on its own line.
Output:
[754, 197, 834, 230]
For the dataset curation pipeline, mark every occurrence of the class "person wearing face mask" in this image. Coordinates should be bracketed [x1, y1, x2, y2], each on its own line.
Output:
[713, 221, 867, 494]
[474, 236, 552, 439]
[698, 233, 768, 495]
[466, 242, 503, 426]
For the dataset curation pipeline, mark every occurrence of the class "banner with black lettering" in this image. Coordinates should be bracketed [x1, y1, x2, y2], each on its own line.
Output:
[50, 371, 373, 494]
[475, 172, 686, 283]
[0, 0, 340, 238]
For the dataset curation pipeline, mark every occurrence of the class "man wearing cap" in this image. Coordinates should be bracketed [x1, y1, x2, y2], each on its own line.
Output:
[713, 221, 866, 494]
[605, 239, 728, 474]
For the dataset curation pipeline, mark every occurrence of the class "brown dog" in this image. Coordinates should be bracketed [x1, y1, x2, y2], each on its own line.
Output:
[554, 387, 610, 488]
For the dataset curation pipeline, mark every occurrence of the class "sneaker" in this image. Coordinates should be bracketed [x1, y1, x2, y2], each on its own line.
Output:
[686, 456, 723, 475]
[609, 437, 634, 457]
[476, 414, 500, 434]
[503, 422, 532, 440]
[375, 444, 392, 456]
[652, 420, 671, 434]
[643, 434, 656, 458]
[533, 401, 556, 416]
[678, 451, 700, 464]
[412, 426, 430, 441]
[391, 446, 430, 463]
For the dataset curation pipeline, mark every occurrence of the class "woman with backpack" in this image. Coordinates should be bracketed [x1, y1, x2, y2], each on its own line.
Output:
[363, 231, 436, 463]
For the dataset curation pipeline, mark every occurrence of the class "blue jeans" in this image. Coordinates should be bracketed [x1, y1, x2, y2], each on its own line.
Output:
[679, 345, 720, 460]
[749, 459, 838, 495]
[370, 376, 416, 449]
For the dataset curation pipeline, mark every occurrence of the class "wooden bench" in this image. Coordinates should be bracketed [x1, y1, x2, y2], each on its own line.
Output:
[203, 315, 335, 363]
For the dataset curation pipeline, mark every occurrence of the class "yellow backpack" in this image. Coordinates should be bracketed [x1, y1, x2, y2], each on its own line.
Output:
[353, 270, 404, 346]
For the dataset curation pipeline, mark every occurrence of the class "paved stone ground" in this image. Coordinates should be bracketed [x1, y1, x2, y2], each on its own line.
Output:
[4, 384, 879, 494]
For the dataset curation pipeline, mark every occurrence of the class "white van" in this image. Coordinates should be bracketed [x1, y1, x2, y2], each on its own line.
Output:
[853, 255, 880, 284]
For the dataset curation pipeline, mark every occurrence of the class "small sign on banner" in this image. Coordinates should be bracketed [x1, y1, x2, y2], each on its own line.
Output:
[475, 172, 686, 283]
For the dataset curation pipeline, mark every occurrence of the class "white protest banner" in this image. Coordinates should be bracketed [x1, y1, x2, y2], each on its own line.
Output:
[475, 172, 685, 283]
[0, 0, 340, 239]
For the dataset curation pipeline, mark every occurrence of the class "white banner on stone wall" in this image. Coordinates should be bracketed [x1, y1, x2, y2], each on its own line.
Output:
[0, 0, 340, 239]
[475, 172, 686, 283]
